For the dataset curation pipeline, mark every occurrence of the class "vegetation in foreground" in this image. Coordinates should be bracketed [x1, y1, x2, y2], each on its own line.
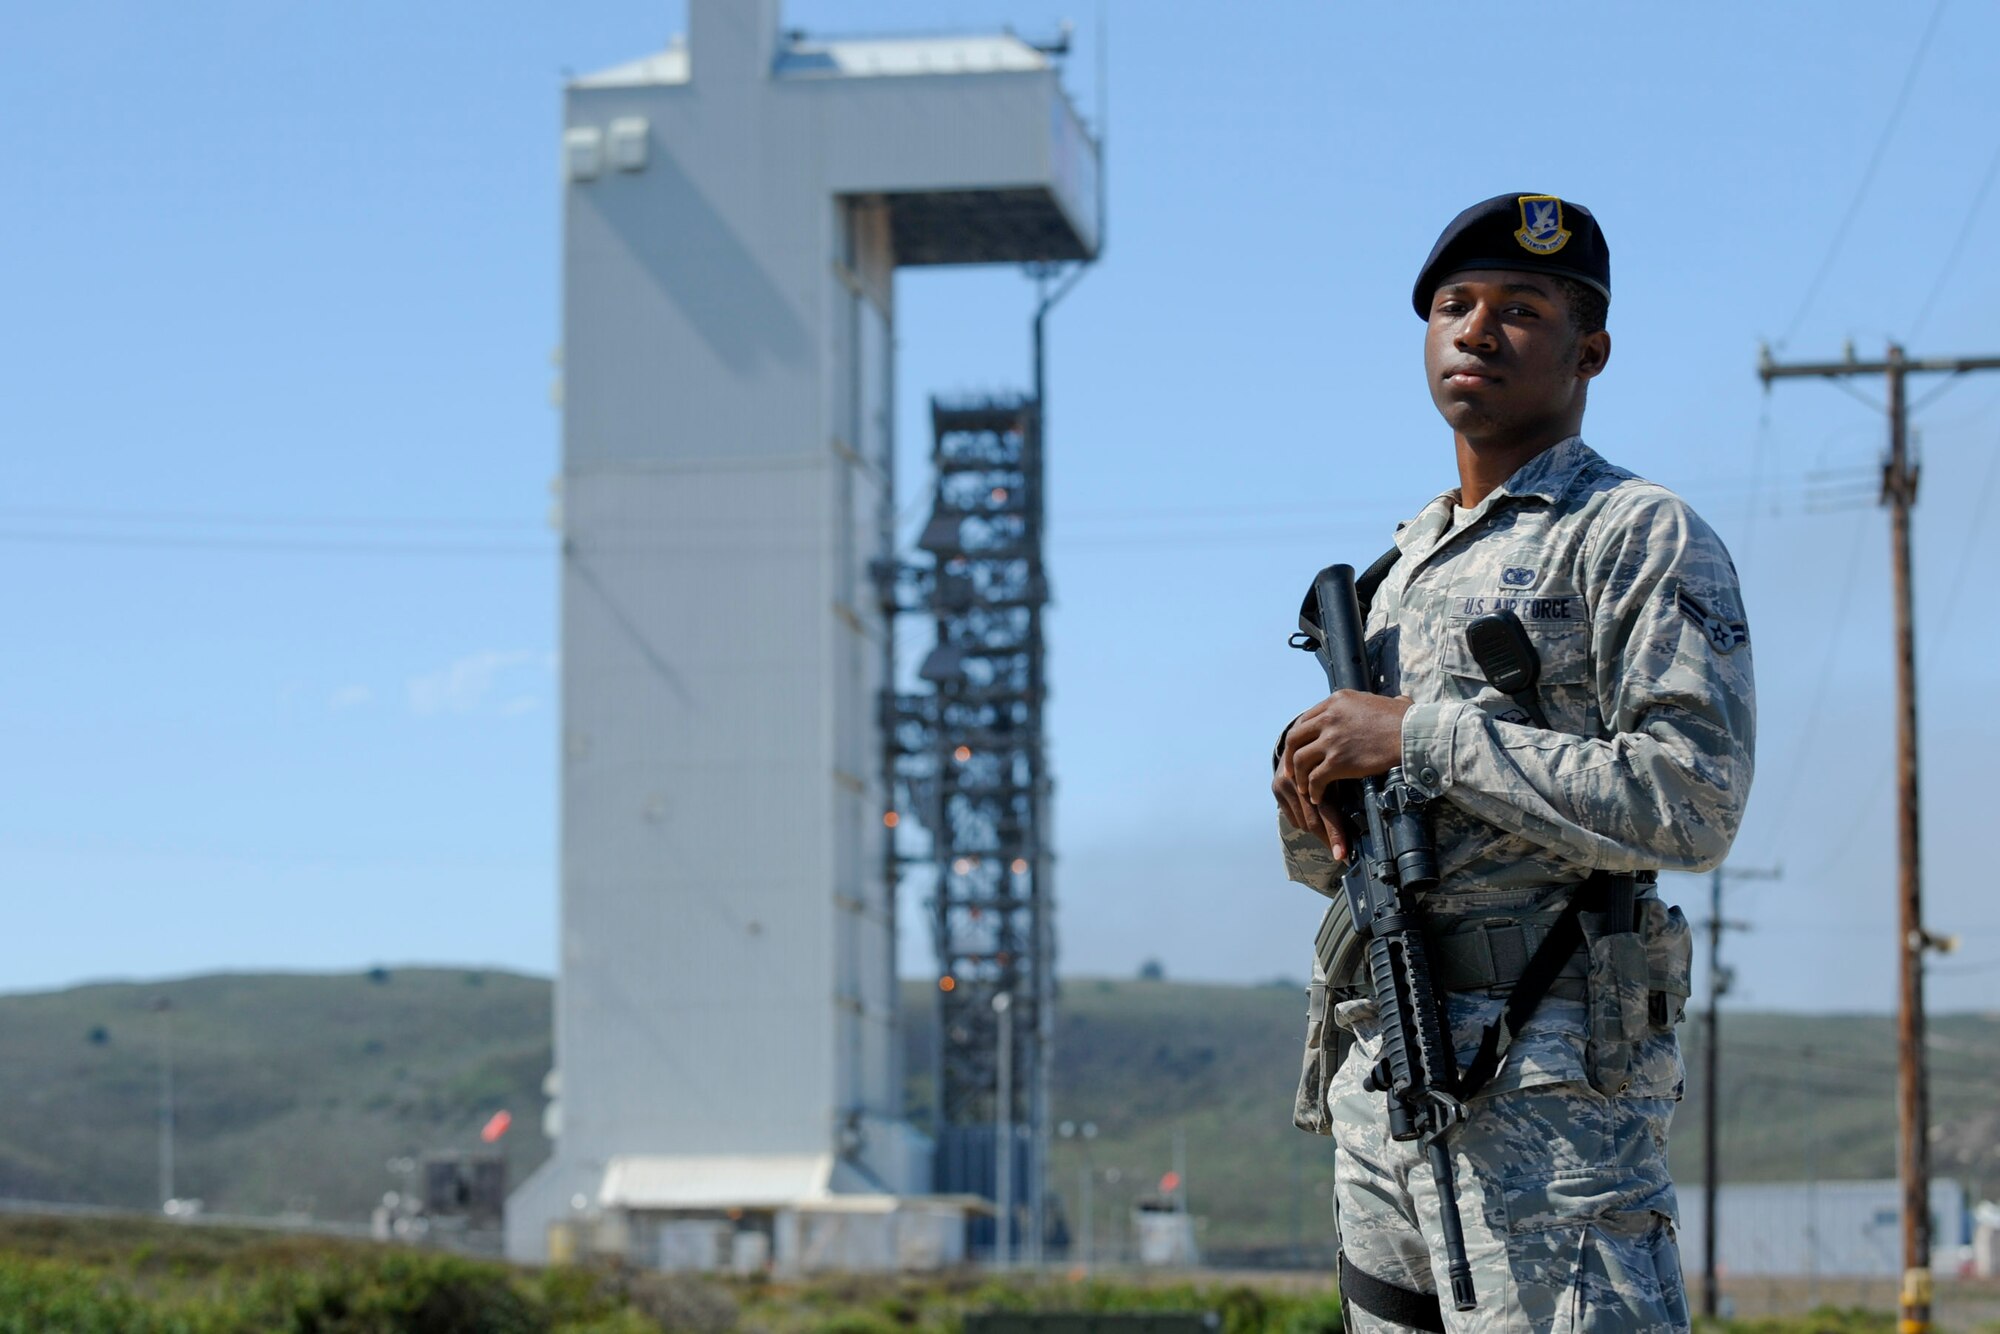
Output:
[1, 1213, 1984, 1334]
[0, 1214, 1342, 1334]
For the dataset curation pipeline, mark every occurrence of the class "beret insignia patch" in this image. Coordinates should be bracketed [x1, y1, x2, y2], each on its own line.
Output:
[1514, 195, 1571, 255]
[1676, 587, 1748, 654]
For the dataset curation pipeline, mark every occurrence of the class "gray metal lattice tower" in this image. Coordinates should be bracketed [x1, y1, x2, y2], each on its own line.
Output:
[879, 396, 1053, 1259]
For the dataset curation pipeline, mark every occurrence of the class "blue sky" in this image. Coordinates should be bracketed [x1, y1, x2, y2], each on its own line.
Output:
[5, 2, 1998, 1014]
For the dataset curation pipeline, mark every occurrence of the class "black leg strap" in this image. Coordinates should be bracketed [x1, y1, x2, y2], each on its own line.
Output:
[1339, 1251, 1446, 1333]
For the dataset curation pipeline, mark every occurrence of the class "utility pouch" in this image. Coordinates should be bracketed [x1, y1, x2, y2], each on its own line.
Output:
[1639, 899, 1694, 1029]
[1582, 928, 1648, 1094]
[1581, 888, 1694, 1094]
[1579, 879, 1644, 1096]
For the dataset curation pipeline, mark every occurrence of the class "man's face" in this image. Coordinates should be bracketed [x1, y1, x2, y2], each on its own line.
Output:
[1422, 269, 1608, 442]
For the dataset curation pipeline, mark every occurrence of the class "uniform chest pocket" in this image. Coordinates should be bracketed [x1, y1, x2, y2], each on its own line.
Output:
[1441, 580, 1594, 726]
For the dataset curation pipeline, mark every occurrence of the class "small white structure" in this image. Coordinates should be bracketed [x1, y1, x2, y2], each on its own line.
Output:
[1972, 1201, 2000, 1278]
[1133, 1200, 1200, 1268]
[505, 0, 1099, 1270]
[548, 1152, 980, 1275]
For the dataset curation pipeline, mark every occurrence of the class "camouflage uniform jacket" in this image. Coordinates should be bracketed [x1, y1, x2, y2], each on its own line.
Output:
[1282, 436, 1756, 1098]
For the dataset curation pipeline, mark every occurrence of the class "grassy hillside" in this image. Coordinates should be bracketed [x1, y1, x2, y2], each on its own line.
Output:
[3, 970, 1995, 1255]
[976, 982, 2000, 1257]
[0, 969, 552, 1223]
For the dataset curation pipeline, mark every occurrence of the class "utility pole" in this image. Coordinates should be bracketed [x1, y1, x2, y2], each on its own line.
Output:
[1757, 342, 2000, 1334]
[993, 990, 1014, 1269]
[1699, 862, 1778, 1318]
[1172, 1124, 1187, 1219]
[149, 995, 175, 1212]
[1803, 1045, 1822, 1309]
[1027, 259, 1088, 1274]
[1056, 1119, 1098, 1270]
[1079, 1160, 1094, 1270]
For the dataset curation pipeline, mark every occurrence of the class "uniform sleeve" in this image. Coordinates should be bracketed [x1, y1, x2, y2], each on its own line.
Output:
[1397, 489, 1756, 872]
[1273, 714, 1347, 896]
[1278, 810, 1344, 897]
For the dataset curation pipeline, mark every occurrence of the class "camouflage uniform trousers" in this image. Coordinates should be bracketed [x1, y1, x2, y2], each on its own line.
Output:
[1330, 1001, 1690, 1334]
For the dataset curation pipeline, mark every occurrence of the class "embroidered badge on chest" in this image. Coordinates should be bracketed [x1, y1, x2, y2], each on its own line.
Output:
[1495, 549, 1543, 590]
[1676, 587, 1748, 654]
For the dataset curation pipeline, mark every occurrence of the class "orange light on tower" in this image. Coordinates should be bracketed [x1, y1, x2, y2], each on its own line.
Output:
[1011, 858, 1028, 874]
[882, 810, 900, 828]
[954, 745, 972, 762]
[939, 975, 957, 992]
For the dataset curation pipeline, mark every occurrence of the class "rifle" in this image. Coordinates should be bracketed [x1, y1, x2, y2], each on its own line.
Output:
[1290, 563, 1477, 1312]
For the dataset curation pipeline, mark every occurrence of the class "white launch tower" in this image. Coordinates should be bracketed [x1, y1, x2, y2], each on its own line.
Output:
[505, 1, 1099, 1269]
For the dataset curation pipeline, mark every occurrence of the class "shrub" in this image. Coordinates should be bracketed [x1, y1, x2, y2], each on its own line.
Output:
[621, 1272, 736, 1334]
[1277, 1294, 1344, 1334]
[0, 1257, 148, 1334]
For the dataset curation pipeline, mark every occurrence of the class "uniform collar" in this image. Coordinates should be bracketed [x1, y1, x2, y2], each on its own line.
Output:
[1395, 435, 1599, 557]
[1485, 434, 1597, 506]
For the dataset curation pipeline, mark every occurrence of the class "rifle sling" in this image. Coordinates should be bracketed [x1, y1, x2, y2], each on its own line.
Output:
[1453, 871, 1617, 1101]
[1354, 544, 1402, 620]
[1272, 543, 1403, 775]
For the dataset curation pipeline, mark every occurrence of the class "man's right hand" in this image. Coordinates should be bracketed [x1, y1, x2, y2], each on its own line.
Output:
[1272, 728, 1352, 862]
[1273, 689, 1416, 863]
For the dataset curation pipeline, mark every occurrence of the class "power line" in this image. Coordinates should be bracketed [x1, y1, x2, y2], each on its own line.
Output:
[1925, 424, 2000, 651]
[1907, 137, 2000, 342]
[1929, 958, 2000, 976]
[0, 530, 550, 558]
[0, 456, 1953, 564]
[1807, 769, 1893, 882]
[0, 524, 1387, 558]
[1752, 507, 1871, 843]
[0, 506, 545, 531]
[0, 463, 1866, 536]
[1738, 398, 1775, 566]
[1780, 0, 1949, 346]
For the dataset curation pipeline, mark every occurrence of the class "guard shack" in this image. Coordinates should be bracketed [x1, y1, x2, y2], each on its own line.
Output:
[504, 0, 1099, 1271]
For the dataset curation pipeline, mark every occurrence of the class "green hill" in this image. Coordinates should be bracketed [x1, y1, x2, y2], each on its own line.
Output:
[0, 969, 551, 1223]
[3, 969, 1995, 1256]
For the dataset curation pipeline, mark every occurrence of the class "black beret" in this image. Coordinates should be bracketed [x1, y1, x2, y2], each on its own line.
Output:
[1412, 193, 1610, 318]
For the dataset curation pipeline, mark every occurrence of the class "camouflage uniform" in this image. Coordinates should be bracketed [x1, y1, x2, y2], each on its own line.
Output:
[1281, 437, 1755, 1334]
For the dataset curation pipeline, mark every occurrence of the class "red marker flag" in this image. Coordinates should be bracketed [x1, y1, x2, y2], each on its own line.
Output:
[480, 1110, 513, 1143]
